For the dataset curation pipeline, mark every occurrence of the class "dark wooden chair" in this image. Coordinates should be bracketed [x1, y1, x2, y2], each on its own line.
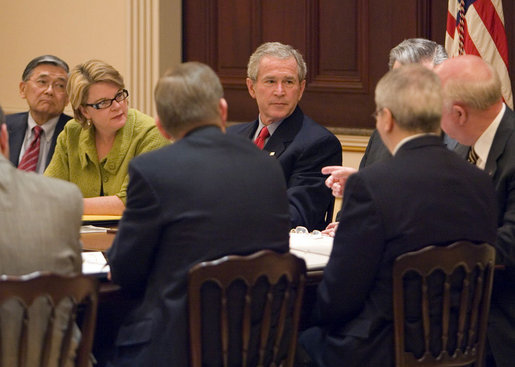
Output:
[0, 272, 99, 367]
[393, 241, 496, 367]
[188, 250, 306, 367]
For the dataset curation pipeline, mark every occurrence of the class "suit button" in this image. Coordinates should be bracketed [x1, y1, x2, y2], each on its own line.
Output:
[104, 176, 109, 183]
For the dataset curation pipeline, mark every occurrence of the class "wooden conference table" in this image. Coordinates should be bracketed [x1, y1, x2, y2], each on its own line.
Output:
[81, 224, 328, 366]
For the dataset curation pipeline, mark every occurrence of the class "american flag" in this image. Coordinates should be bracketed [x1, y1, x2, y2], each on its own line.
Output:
[446, 0, 513, 109]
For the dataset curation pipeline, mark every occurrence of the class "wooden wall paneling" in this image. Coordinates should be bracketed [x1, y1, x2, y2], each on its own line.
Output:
[301, 0, 372, 131]
[428, 0, 447, 43]
[184, 0, 512, 130]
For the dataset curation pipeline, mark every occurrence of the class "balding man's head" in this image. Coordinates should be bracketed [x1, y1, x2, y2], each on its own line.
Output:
[435, 55, 504, 146]
[436, 55, 502, 110]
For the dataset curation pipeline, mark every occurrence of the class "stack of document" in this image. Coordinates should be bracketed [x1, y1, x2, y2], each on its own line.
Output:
[82, 215, 121, 226]
[289, 233, 333, 270]
[82, 252, 110, 276]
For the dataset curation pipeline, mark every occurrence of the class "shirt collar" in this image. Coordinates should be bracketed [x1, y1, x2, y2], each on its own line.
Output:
[27, 113, 59, 143]
[254, 115, 283, 140]
[392, 132, 439, 155]
[472, 103, 505, 170]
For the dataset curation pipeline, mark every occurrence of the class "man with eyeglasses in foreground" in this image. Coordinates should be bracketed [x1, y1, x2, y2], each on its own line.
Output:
[6, 55, 71, 174]
[298, 64, 497, 367]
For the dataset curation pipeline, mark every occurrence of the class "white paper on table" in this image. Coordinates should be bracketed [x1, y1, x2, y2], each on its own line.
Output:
[290, 249, 330, 270]
[82, 252, 110, 275]
[289, 233, 333, 255]
[80, 225, 108, 234]
[289, 233, 334, 270]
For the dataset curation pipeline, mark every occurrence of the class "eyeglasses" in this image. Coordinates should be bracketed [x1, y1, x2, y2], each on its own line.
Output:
[85, 89, 129, 110]
[29, 78, 67, 94]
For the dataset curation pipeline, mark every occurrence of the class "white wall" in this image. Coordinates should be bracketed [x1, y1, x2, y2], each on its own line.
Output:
[0, 0, 181, 117]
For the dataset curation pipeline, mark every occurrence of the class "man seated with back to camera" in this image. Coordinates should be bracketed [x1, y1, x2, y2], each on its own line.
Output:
[0, 104, 84, 366]
[107, 61, 291, 367]
[323, 38, 455, 236]
[298, 64, 497, 367]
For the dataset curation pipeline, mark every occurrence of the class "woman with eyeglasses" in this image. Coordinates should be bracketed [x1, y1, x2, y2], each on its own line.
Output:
[45, 59, 169, 215]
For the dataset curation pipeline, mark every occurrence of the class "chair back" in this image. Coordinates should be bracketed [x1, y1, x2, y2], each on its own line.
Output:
[0, 272, 99, 367]
[393, 241, 495, 367]
[188, 250, 306, 367]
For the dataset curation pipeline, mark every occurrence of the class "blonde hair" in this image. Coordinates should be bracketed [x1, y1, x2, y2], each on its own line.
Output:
[67, 60, 125, 127]
[375, 64, 442, 133]
[155, 62, 223, 137]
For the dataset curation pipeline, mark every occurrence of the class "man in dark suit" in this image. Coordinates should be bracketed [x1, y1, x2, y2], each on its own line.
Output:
[360, 38, 450, 168]
[299, 64, 498, 367]
[227, 42, 342, 231]
[322, 38, 452, 236]
[6, 55, 71, 173]
[107, 62, 291, 367]
[436, 55, 515, 367]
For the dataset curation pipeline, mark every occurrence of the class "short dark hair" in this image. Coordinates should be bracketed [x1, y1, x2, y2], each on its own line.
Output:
[22, 55, 69, 81]
[388, 38, 447, 70]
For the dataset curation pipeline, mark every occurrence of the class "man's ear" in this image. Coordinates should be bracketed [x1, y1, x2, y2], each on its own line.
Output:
[0, 124, 10, 159]
[155, 118, 172, 140]
[376, 108, 396, 154]
[246, 78, 256, 99]
[219, 98, 228, 132]
[298, 79, 306, 101]
[19, 81, 27, 100]
[382, 108, 395, 132]
[453, 104, 468, 126]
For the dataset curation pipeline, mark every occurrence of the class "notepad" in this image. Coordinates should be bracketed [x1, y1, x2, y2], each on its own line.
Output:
[80, 225, 109, 233]
[289, 233, 333, 270]
[82, 252, 110, 275]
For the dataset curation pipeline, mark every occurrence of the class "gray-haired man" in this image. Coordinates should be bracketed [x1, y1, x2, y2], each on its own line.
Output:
[6, 55, 71, 173]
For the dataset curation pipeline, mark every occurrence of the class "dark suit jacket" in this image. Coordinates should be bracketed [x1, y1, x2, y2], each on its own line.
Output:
[359, 129, 457, 169]
[6, 112, 71, 168]
[454, 107, 515, 367]
[300, 135, 498, 367]
[107, 126, 291, 367]
[358, 129, 391, 169]
[227, 106, 342, 231]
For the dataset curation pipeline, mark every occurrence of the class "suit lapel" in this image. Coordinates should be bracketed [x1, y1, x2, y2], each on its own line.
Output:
[485, 109, 515, 178]
[241, 120, 259, 140]
[264, 106, 303, 158]
[46, 113, 70, 167]
[7, 113, 29, 166]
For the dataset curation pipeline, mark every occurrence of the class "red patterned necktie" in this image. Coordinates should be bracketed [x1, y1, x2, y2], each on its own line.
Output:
[18, 126, 43, 172]
[254, 126, 270, 149]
